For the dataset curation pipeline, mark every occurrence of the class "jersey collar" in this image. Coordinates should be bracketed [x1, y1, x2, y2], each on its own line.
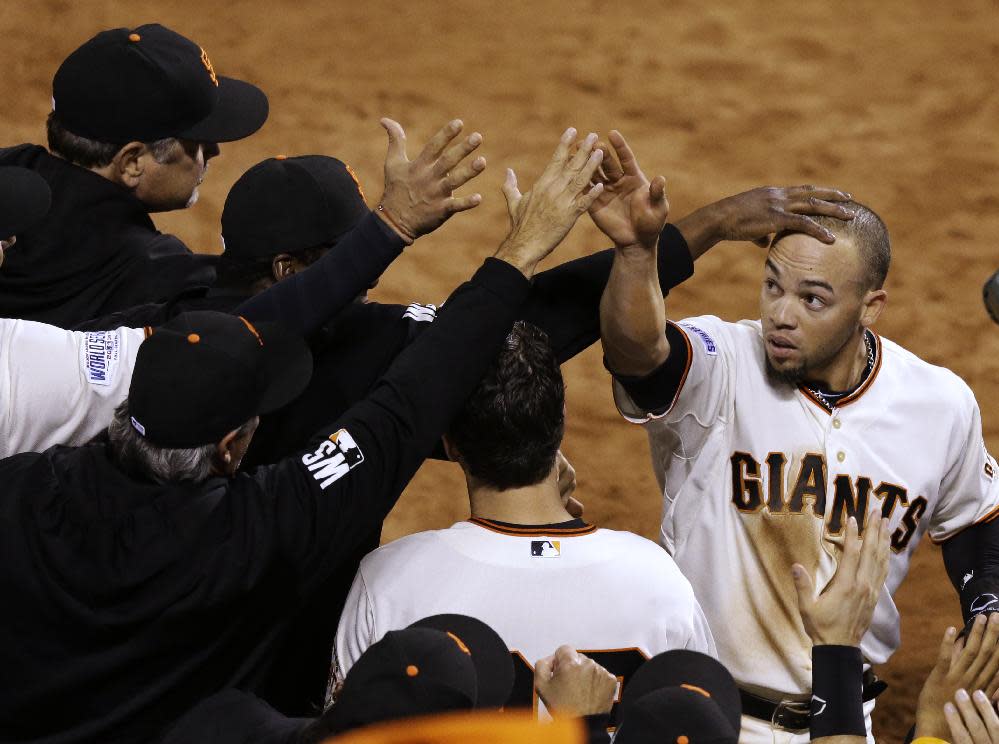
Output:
[468, 517, 596, 537]
[798, 332, 883, 414]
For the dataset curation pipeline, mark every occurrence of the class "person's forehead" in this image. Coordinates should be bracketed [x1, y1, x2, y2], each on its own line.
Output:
[766, 232, 861, 286]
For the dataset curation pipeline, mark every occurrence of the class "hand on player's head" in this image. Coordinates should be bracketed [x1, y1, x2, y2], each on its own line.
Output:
[945, 688, 999, 744]
[791, 515, 890, 647]
[494, 128, 604, 278]
[586, 129, 668, 251]
[377, 117, 486, 242]
[916, 615, 999, 739]
[693, 185, 855, 248]
[533, 645, 617, 718]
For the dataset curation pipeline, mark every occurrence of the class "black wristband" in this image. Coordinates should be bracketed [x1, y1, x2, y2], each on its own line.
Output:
[810, 645, 866, 739]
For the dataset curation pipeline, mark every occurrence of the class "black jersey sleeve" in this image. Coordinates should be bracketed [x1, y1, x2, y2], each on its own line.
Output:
[607, 321, 692, 416]
[523, 224, 693, 363]
[242, 258, 529, 591]
[234, 212, 406, 338]
[942, 517, 999, 625]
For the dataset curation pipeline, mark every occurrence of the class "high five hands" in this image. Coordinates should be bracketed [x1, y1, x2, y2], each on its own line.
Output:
[587, 130, 669, 252]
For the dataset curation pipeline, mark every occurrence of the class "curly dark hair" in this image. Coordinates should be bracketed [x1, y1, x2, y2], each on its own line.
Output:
[447, 321, 565, 490]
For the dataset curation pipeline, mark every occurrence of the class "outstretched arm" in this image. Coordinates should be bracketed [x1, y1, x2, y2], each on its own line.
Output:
[590, 130, 671, 377]
[235, 117, 487, 337]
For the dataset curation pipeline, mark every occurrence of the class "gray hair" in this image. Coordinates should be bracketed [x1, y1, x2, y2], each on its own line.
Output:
[47, 112, 179, 169]
[108, 399, 216, 484]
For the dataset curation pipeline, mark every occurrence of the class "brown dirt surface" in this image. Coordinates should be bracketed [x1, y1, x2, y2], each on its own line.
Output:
[3, 1, 998, 739]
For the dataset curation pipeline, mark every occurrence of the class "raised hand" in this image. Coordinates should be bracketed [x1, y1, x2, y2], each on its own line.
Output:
[534, 645, 617, 717]
[494, 128, 604, 278]
[792, 516, 891, 647]
[675, 185, 856, 258]
[377, 118, 486, 242]
[916, 614, 999, 739]
[587, 129, 668, 250]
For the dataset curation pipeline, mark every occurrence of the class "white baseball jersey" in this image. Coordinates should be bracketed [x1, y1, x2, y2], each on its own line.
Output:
[0, 319, 145, 458]
[614, 315, 999, 698]
[331, 517, 715, 716]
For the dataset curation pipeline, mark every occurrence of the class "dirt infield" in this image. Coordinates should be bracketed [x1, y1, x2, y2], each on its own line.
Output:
[3, 0, 998, 739]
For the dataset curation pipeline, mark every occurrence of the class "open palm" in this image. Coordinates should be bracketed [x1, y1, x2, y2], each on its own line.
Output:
[588, 130, 669, 249]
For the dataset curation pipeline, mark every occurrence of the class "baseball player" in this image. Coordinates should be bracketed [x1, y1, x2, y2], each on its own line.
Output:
[330, 322, 715, 728]
[591, 130, 999, 742]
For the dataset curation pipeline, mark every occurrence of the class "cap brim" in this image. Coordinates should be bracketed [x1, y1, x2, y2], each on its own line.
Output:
[254, 321, 313, 415]
[621, 650, 741, 734]
[177, 76, 269, 143]
[0, 167, 51, 238]
[408, 614, 514, 708]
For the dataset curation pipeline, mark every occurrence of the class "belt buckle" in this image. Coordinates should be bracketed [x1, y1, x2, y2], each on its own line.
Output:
[771, 698, 810, 732]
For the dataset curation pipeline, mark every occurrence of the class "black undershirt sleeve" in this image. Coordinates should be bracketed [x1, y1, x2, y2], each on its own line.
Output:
[234, 212, 405, 338]
[942, 518, 999, 624]
[607, 322, 692, 416]
[523, 224, 694, 363]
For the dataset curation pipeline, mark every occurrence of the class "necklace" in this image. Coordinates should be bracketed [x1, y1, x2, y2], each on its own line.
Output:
[801, 331, 875, 412]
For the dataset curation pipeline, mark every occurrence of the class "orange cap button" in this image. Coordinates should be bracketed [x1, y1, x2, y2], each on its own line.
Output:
[275, 154, 287, 160]
[128, 33, 141, 42]
[406, 665, 419, 677]
[187, 333, 201, 344]
[677, 737, 689, 744]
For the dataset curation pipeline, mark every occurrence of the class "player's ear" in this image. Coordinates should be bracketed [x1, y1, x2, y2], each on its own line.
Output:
[442, 434, 461, 463]
[860, 287, 887, 328]
[110, 142, 147, 189]
[271, 254, 297, 282]
[214, 426, 245, 476]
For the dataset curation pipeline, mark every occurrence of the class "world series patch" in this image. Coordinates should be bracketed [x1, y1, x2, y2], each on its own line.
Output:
[679, 322, 717, 356]
[81, 330, 122, 387]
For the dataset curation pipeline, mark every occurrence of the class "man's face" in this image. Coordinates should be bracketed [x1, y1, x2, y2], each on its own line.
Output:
[0, 235, 13, 269]
[136, 139, 219, 212]
[759, 232, 868, 385]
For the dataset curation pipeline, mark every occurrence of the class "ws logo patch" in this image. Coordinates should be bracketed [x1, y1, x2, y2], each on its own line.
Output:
[302, 429, 364, 489]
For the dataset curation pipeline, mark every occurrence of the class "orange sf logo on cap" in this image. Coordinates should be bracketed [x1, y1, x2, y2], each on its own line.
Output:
[200, 47, 218, 86]
[345, 163, 366, 201]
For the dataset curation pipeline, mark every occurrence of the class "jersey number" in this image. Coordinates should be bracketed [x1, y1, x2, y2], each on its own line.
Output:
[507, 648, 648, 728]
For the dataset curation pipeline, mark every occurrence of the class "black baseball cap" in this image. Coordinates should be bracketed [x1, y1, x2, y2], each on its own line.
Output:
[615, 650, 741, 744]
[0, 167, 51, 239]
[408, 614, 515, 709]
[322, 628, 479, 735]
[128, 311, 312, 448]
[53, 24, 268, 143]
[221, 155, 369, 260]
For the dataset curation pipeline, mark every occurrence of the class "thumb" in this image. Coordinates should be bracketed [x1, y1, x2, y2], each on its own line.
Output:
[380, 118, 407, 164]
[649, 175, 667, 204]
[791, 563, 815, 612]
[534, 653, 555, 686]
[501, 168, 522, 221]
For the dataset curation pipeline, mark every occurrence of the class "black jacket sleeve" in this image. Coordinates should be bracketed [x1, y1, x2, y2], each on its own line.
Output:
[244, 258, 529, 591]
[233, 212, 406, 338]
[522, 224, 693, 363]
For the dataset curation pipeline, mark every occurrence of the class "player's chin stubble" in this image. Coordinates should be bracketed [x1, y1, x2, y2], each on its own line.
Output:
[765, 354, 808, 387]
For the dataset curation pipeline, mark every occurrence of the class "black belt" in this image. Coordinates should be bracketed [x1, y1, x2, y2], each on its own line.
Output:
[739, 671, 887, 732]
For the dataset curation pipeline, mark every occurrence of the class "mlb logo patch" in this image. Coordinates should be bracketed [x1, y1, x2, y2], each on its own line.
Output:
[302, 429, 365, 489]
[531, 540, 560, 558]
